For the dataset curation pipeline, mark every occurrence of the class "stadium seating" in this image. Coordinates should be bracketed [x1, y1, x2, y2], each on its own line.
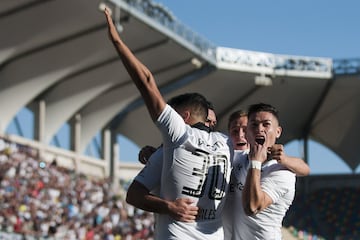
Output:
[0, 138, 155, 239]
[284, 187, 360, 240]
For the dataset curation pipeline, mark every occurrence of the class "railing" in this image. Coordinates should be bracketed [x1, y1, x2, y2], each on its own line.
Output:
[119, 0, 217, 60]
[216, 47, 333, 78]
[333, 58, 360, 75]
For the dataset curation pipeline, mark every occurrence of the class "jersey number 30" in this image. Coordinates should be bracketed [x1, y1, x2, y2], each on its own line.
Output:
[182, 149, 228, 200]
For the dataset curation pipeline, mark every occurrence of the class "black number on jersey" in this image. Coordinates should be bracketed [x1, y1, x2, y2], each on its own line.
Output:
[182, 149, 228, 200]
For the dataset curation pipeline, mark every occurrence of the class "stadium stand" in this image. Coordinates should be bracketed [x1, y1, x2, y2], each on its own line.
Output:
[283, 178, 360, 240]
[0, 138, 154, 239]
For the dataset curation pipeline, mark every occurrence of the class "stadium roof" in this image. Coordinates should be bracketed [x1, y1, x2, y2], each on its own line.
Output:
[0, 0, 359, 171]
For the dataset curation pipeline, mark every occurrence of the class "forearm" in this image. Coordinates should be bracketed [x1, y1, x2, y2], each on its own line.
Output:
[104, 8, 165, 120]
[282, 156, 310, 176]
[270, 144, 310, 176]
[242, 167, 266, 216]
[111, 40, 152, 89]
[126, 181, 198, 222]
[132, 193, 171, 214]
[126, 181, 170, 214]
[110, 32, 164, 121]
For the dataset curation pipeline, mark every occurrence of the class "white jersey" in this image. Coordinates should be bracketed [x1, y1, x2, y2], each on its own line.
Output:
[222, 149, 249, 240]
[223, 150, 296, 240]
[156, 104, 233, 240]
[134, 147, 163, 238]
[135, 147, 163, 195]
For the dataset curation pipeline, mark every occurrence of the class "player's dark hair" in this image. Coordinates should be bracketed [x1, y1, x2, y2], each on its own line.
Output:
[247, 103, 280, 124]
[167, 93, 208, 121]
[207, 101, 215, 111]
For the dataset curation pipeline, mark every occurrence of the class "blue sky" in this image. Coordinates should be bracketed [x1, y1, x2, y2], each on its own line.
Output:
[157, 0, 360, 59]
[118, 0, 360, 174]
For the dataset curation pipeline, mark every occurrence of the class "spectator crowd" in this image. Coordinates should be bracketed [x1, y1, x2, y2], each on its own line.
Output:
[0, 138, 155, 240]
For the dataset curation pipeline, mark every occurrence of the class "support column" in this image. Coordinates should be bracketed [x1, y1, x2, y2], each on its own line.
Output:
[70, 114, 81, 153]
[33, 100, 46, 160]
[70, 114, 81, 172]
[102, 128, 120, 187]
[34, 100, 46, 143]
[102, 128, 111, 177]
[112, 138, 120, 189]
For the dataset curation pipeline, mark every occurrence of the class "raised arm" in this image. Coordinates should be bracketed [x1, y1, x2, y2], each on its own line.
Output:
[126, 181, 198, 222]
[104, 8, 165, 121]
[242, 143, 273, 216]
[270, 144, 310, 176]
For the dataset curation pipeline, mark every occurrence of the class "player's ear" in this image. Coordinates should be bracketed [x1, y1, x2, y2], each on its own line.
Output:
[181, 111, 191, 123]
[276, 126, 282, 139]
[183, 111, 191, 123]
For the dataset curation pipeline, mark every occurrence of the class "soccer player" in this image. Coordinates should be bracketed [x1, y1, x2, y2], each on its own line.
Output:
[223, 110, 310, 239]
[130, 100, 218, 237]
[206, 103, 217, 130]
[138, 103, 217, 165]
[224, 104, 309, 240]
[104, 8, 233, 240]
[128, 94, 221, 238]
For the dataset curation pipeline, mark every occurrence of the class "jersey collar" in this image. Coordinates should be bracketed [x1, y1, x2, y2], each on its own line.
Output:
[191, 122, 211, 132]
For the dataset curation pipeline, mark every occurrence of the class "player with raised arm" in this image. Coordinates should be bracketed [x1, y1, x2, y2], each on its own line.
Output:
[104, 8, 233, 240]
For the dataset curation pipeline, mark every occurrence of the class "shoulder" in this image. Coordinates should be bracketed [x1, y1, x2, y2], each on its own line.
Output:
[210, 131, 231, 144]
[157, 104, 176, 121]
[212, 131, 229, 138]
[262, 161, 296, 179]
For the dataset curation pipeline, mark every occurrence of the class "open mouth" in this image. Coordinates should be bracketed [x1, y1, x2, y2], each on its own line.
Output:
[255, 136, 265, 145]
[236, 142, 247, 146]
